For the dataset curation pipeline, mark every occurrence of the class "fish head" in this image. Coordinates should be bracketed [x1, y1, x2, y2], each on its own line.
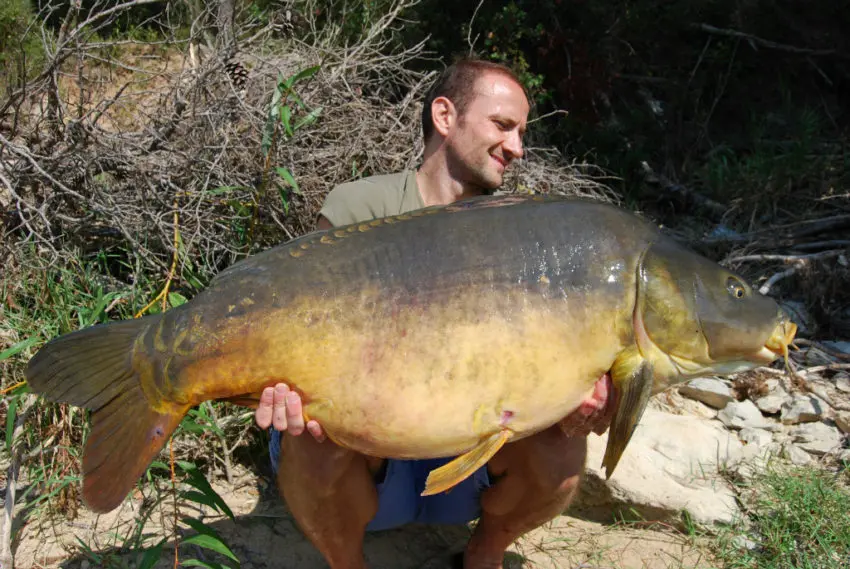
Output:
[636, 237, 796, 384]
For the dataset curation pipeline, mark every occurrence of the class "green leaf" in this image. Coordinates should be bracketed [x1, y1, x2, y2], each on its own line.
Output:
[182, 490, 221, 511]
[137, 539, 166, 569]
[177, 462, 234, 520]
[274, 167, 300, 193]
[5, 394, 19, 452]
[182, 534, 239, 563]
[280, 104, 293, 136]
[294, 106, 323, 131]
[168, 292, 188, 308]
[0, 336, 39, 361]
[180, 560, 232, 569]
[289, 64, 320, 86]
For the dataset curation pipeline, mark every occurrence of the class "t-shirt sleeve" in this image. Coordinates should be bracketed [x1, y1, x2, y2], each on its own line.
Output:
[318, 175, 405, 227]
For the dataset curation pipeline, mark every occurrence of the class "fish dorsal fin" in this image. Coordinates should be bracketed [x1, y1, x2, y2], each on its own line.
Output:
[601, 346, 655, 478]
[421, 429, 513, 496]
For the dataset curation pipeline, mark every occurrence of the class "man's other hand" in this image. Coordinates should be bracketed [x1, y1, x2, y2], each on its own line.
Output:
[255, 383, 326, 442]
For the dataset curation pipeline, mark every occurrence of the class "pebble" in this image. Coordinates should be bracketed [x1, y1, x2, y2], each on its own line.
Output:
[718, 400, 780, 431]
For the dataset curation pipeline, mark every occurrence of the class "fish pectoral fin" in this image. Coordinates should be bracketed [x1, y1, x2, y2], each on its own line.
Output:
[601, 347, 655, 479]
[421, 430, 513, 497]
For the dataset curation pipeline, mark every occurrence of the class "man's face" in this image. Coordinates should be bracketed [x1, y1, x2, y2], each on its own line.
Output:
[444, 72, 530, 191]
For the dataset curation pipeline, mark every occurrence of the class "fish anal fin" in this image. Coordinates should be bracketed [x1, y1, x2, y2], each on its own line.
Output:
[421, 430, 512, 497]
[82, 387, 187, 513]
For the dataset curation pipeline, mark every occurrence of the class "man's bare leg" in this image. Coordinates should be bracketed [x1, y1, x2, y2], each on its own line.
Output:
[277, 431, 383, 569]
[463, 425, 588, 569]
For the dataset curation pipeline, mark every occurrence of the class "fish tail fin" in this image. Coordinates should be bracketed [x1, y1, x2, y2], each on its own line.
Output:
[26, 316, 188, 512]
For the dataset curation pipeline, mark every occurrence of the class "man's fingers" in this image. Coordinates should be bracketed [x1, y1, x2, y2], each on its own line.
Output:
[271, 384, 290, 432]
[285, 390, 305, 435]
[255, 386, 275, 429]
[307, 420, 326, 443]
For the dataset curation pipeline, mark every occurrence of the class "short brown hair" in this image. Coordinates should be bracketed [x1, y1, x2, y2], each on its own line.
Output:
[421, 57, 526, 142]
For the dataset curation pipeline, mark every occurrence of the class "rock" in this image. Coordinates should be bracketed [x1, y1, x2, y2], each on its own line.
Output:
[754, 382, 790, 414]
[824, 341, 850, 356]
[732, 535, 760, 552]
[679, 377, 735, 409]
[836, 373, 850, 394]
[790, 421, 844, 455]
[575, 409, 744, 527]
[718, 400, 779, 431]
[780, 300, 815, 337]
[726, 440, 780, 480]
[782, 443, 814, 465]
[780, 394, 828, 424]
[835, 412, 850, 434]
[739, 427, 774, 448]
[649, 389, 718, 420]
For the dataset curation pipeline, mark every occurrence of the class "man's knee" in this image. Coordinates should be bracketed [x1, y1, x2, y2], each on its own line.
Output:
[482, 427, 587, 517]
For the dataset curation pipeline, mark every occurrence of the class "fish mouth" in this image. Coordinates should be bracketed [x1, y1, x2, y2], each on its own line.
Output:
[757, 319, 798, 364]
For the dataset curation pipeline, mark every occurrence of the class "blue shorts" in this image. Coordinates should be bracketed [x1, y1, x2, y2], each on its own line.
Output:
[269, 429, 491, 531]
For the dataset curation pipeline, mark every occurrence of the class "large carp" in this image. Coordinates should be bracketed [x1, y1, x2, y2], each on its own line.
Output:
[26, 195, 796, 513]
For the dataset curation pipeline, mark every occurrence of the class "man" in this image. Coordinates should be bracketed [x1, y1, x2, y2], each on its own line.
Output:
[254, 57, 614, 569]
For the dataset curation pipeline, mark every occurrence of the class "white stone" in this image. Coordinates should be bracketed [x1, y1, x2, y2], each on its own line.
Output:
[717, 400, 779, 431]
[678, 377, 735, 409]
[835, 373, 850, 394]
[754, 390, 790, 414]
[577, 409, 744, 526]
[782, 443, 813, 465]
[835, 412, 850, 434]
[739, 427, 773, 448]
[780, 394, 828, 424]
[790, 421, 844, 455]
[732, 535, 760, 551]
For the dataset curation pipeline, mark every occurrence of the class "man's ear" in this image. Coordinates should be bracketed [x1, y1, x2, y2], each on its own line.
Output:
[431, 96, 456, 137]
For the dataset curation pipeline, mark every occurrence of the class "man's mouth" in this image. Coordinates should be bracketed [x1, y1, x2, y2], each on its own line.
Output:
[491, 155, 507, 170]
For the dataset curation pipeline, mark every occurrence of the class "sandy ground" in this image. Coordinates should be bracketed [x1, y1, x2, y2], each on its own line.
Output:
[9, 464, 715, 569]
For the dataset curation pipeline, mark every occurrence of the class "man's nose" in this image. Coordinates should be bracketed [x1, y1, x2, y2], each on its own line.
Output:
[503, 130, 524, 160]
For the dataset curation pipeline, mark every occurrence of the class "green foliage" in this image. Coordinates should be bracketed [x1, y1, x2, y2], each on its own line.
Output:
[0, 0, 47, 97]
[713, 465, 850, 569]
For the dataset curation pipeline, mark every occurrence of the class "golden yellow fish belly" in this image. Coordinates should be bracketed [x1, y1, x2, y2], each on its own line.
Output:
[175, 283, 631, 460]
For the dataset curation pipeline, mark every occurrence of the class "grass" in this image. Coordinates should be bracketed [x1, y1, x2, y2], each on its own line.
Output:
[0, 249, 252, 567]
[711, 465, 850, 569]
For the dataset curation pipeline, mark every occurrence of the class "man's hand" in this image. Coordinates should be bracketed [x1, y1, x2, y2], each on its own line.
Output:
[255, 383, 326, 442]
[558, 373, 616, 437]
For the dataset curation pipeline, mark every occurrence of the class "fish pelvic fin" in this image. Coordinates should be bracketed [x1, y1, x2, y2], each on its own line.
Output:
[421, 429, 513, 497]
[601, 346, 655, 479]
[25, 316, 188, 513]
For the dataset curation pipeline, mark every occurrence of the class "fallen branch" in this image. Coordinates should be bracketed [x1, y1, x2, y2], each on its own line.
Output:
[639, 160, 727, 218]
[727, 250, 846, 263]
[759, 266, 799, 295]
[691, 23, 848, 59]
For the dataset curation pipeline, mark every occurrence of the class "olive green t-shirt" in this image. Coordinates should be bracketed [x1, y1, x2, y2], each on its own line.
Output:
[319, 169, 425, 227]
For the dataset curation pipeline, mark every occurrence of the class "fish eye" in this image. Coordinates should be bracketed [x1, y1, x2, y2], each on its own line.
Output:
[726, 277, 746, 299]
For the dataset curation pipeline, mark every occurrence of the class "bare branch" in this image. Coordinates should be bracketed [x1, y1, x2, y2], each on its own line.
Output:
[692, 23, 848, 59]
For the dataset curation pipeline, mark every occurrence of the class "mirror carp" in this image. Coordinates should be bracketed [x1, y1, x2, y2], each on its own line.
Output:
[25, 195, 796, 513]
